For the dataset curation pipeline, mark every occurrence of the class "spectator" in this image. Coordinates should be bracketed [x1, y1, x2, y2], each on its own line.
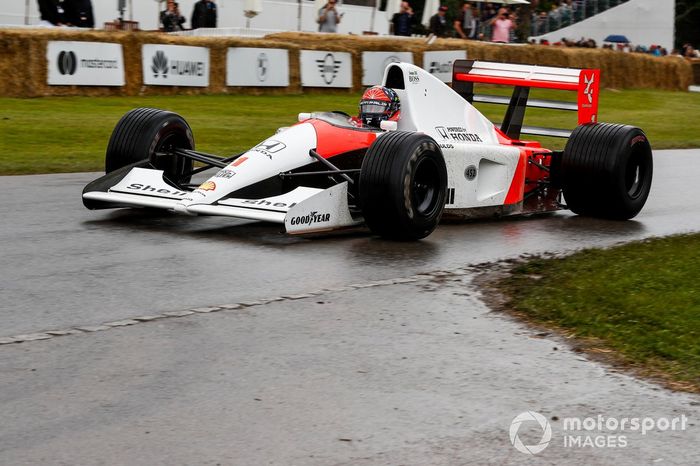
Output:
[191, 0, 217, 29]
[37, 0, 68, 26]
[429, 5, 449, 38]
[161, 1, 186, 32]
[490, 7, 515, 43]
[63, 0, 94, 28]
[391, 2, 414, 36]
[454, 2, 476, 40]
[317, 0, 342, 33]
[682, 43, 699, 59]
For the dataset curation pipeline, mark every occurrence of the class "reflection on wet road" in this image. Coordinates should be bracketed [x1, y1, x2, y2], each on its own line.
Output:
[1, 150, 698, 335]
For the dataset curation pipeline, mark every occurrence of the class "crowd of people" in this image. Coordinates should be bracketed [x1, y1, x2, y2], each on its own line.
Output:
[33, 0, 697, 58]
[160, 0, 217, 32]
[36, 0, 217, 31]
[38, 0, 94, 28]
[423, 2, 520, 43]
[529, 37, 700, 60]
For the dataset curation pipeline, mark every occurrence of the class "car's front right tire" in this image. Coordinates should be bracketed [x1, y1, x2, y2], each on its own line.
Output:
[105, 107, 194, 185]
[359, 131, 447, 240]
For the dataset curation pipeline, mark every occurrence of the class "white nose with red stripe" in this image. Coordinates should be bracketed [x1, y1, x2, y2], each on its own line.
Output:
[177, 122, 318, 208]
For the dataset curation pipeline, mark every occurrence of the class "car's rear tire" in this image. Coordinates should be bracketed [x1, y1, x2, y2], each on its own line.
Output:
[560, 123, 653, 220]
[105, 108, 194, 184]
[359, 131, 447, 240]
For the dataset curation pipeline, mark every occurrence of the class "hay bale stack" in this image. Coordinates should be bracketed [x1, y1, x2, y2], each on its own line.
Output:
[691, 59, 700, 85]
[0, 28, 692, 98]
[0, 29, 303, 97]
[0, 28, 130, 97]
[265, 32, 692, 90]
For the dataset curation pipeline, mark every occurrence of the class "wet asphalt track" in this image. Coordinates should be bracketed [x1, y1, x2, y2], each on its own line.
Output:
[2, 149, 700, 336]
[1, 149, 699, 464]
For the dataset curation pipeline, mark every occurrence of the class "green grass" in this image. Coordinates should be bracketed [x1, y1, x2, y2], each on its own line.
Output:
[0, 87, 699, 175]
[0, 94, 360, 175]
[500, 234, 700, 391]
[475, 86, 700, 151]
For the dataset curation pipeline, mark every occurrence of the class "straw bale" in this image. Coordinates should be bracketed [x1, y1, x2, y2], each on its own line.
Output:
[0, 29, 692, 98]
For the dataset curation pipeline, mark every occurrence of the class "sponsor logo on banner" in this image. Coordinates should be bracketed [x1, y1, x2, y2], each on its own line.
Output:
[300, 50, 352, 88]
[257, 53, 268, 82]
[57, 51, 77, 75]
[361, 51, 413, 86]
[422, 50, 467, 82]
[151, 51, 169, 78]
[47, 41, 125, 86]
[226, 48, 290, 87]
[316, 53, 342, 85]
[142, 44, 209, 87]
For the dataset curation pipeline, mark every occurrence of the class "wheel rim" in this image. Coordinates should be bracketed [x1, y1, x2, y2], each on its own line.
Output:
[412, 155, 441, 216]
[625, 146, 649, 199]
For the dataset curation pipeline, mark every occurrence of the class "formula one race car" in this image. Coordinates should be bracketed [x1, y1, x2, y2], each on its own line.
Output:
[83, 60, 653, 240]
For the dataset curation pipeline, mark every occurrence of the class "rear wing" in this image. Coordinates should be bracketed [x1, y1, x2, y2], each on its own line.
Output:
[451, 60, 600, 139]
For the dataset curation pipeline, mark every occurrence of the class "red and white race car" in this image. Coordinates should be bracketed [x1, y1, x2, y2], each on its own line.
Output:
[83, 60, 653, 240]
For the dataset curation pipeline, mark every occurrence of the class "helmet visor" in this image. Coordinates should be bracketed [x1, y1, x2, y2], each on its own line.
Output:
[360, 100, 390, 115]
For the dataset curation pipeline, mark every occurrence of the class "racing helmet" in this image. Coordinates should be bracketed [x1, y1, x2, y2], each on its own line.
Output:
[359, 86, 400, 128]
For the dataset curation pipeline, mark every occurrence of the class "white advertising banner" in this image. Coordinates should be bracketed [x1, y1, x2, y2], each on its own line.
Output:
[226, 48, 289, 87]
[47, 41, 125, 86]
[142, 44, 210, 87]
[300, 50, 352, 88]
[422, 50, 467, 82]
[361, 51, 414, 86]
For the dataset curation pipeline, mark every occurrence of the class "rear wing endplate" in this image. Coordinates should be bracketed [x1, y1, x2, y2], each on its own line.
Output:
[451, 60, 600, 139]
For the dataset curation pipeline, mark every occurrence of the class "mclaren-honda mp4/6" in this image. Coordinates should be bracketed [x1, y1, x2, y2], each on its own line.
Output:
[83, 61, 653, 240]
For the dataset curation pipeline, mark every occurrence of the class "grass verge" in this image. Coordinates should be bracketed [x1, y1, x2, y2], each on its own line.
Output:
[0, 87, 699, 175]
[494, 234, 700, 393]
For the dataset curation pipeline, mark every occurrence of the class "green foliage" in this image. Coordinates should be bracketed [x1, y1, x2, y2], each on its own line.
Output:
[0, 93, 359, 175]
[503, 235, 700, 387]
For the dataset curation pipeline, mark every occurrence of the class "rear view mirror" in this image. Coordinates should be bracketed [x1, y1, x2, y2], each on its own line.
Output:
[380, 121, 398, 131]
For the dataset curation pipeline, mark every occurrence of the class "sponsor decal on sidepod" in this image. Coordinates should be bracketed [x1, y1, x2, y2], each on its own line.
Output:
[215, 169, 236, 179]
[198, 181, 216, 191]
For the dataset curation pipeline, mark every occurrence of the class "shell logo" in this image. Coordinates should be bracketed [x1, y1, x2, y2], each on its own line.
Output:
[198, 181, 216, 191]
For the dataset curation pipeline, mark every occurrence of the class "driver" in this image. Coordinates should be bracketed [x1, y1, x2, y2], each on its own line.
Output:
[358, 85, 401, 128]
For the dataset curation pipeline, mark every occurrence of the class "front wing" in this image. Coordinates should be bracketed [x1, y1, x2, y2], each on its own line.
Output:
[82, 167, 362, 234]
